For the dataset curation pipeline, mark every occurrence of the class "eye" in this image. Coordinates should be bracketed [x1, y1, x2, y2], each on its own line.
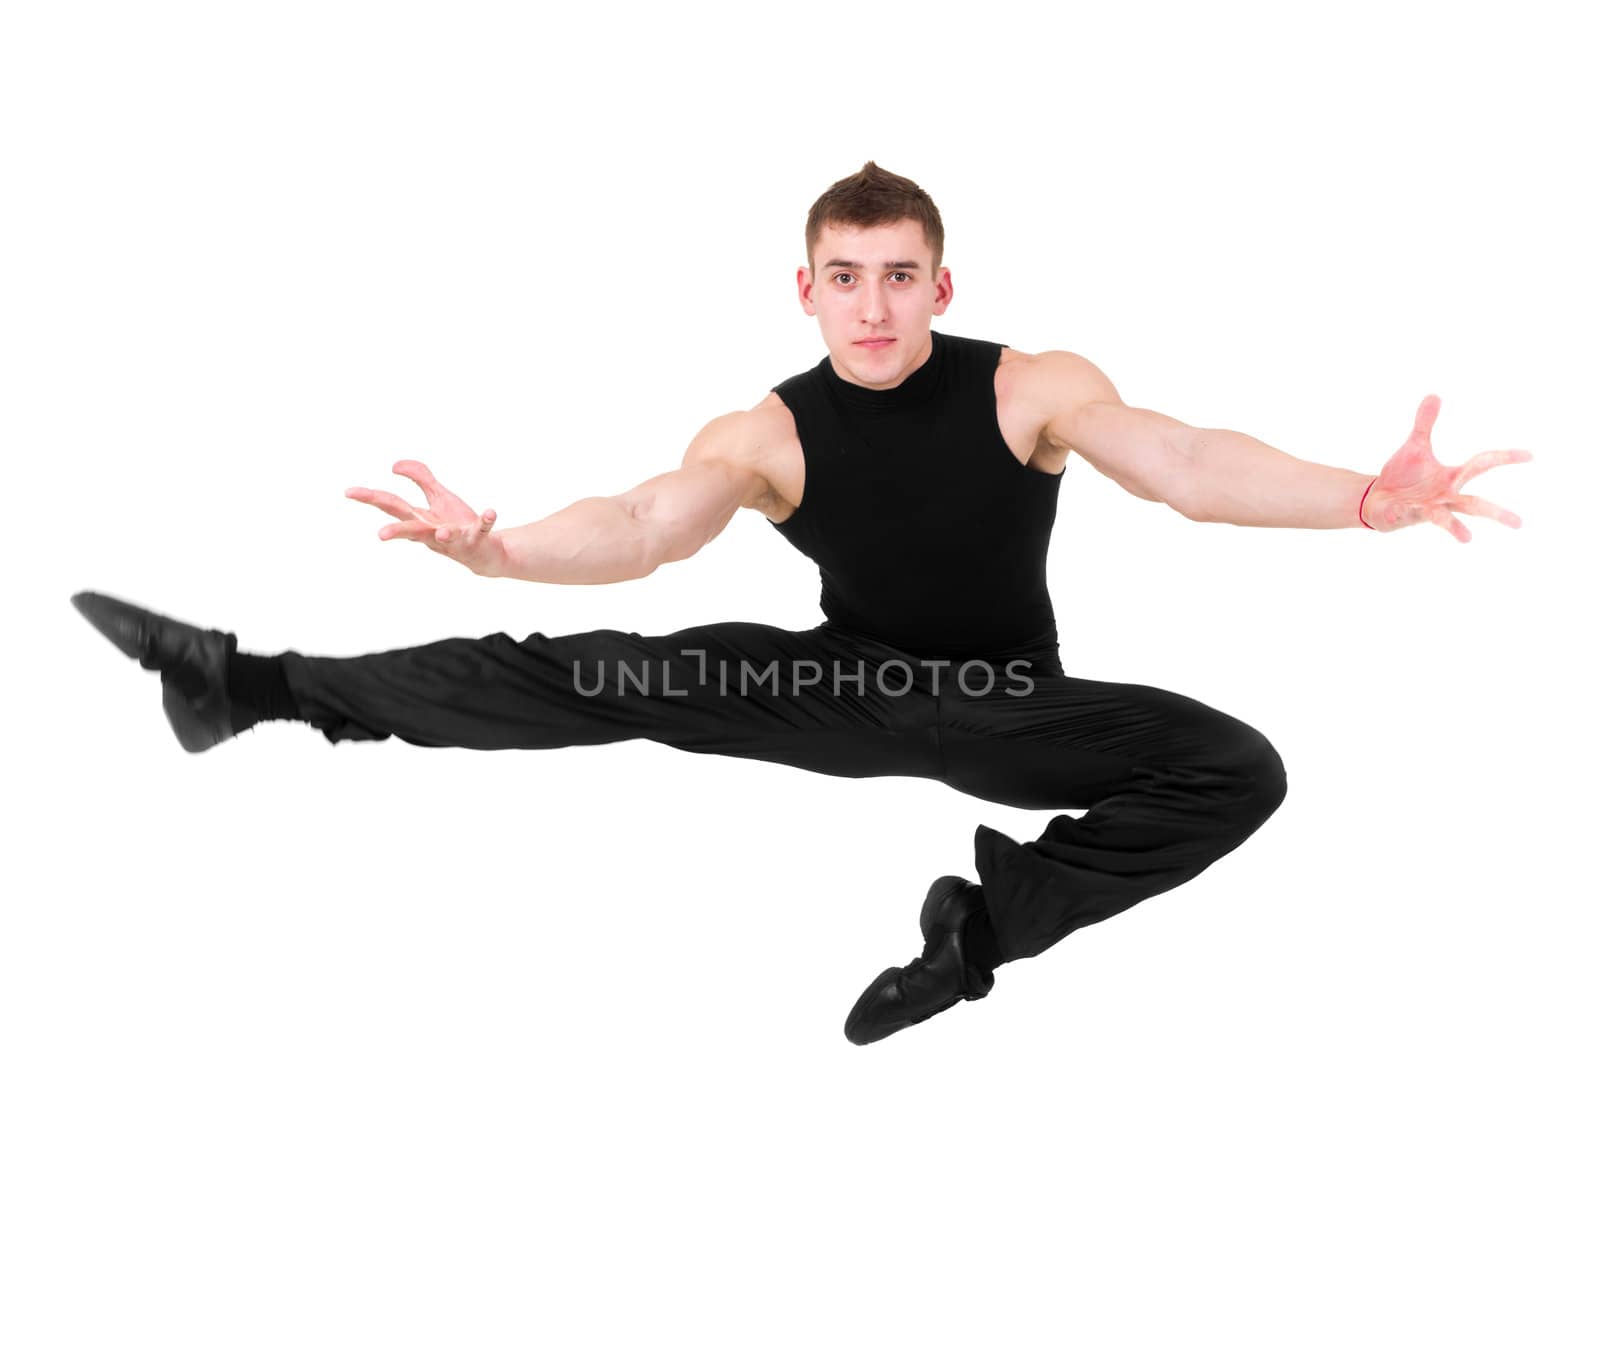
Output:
[832, 272, 914, 285]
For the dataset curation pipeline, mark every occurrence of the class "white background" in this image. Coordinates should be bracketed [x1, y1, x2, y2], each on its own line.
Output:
[4, 1, 1594, 1343]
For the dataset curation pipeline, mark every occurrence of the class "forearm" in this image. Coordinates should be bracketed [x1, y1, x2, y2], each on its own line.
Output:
[492, 496, 657, 584]
[1184, 428, 1375, 529]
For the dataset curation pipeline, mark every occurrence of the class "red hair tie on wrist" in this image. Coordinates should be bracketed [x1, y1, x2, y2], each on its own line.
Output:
[1359, 476, 1377, 530]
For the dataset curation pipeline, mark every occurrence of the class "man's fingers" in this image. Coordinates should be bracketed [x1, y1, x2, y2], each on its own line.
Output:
[347, 486, 420, 521]
[1413, 394, 1442, 442]
[375, 510, 495, 550]
[378, 519, 437, 542]
[1453, 449, 1535, 487]
[392, 459, 483, 522]
[1451, 493, 1523, 529]
[1428, 504, 1470, 542]
[392, 458, 436, 485]
[393, 459, 468, 512]
[393, 460, 446, 510]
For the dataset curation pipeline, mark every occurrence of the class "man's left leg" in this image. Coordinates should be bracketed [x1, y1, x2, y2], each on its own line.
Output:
[943, 669, 1288, 965]
[844, 664, 1288, 1044]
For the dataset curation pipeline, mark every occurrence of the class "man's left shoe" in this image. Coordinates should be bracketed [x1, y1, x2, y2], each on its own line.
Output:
[843, 876, 996, 1046]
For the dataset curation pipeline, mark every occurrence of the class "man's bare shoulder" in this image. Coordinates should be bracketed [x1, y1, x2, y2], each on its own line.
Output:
[996, 346, 1123, 460]
[680, 393, 803, 522]
[741, 394, 804, 521]
[996, 345, 1108, 413]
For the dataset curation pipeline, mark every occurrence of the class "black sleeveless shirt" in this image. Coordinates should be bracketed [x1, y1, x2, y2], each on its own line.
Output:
[768, 329, 1063, 664]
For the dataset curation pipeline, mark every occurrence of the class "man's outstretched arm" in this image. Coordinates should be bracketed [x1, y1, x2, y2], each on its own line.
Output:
[1181, 394, 1531, 540]
[345, 411, 770, 583]
[1181, 428, 1381, 530]
[1041, 353, 1532, 540]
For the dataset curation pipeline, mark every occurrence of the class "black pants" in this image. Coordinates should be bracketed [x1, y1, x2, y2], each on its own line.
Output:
[279, 619, 1287, 965]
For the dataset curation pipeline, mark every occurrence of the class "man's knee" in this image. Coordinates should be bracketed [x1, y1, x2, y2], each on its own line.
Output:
[1234, 729, 1288, 830]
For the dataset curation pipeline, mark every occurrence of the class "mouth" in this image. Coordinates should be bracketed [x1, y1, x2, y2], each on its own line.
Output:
[855, 338, 895, 348]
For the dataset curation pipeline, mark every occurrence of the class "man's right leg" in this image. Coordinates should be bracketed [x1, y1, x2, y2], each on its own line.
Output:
[276, 621, 948, 781]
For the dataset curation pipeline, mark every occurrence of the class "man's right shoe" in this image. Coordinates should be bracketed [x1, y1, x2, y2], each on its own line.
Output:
[70, 591, 239, 753]
[843, 876, 997, 1046]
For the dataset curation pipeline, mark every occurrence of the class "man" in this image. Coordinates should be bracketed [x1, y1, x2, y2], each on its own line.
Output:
[71, 161, 1532, 1046]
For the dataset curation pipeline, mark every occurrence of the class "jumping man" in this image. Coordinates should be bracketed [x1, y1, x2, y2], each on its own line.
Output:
[71, 161, 1533, 1045]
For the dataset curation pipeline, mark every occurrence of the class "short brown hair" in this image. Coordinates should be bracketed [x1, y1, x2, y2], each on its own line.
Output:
[804, 160, 945, 276]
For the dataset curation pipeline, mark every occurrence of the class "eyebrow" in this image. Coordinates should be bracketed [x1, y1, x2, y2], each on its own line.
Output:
[822, 259, 922, 271]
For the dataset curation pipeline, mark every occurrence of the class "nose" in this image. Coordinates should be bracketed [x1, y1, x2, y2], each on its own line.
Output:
[860, 279, 888, 323]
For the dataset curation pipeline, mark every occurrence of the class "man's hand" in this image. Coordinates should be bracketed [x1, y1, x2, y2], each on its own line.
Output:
[1363, 396, 1533, 542]
[344, 460, 507, 576]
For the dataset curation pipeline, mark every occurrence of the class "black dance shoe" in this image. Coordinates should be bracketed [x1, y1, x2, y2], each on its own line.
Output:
[70, 591, 238, 753]
[843, 876, 996, 1046]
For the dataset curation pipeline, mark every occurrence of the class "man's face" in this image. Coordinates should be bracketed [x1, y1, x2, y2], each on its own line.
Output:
[798, 218, 953, 390]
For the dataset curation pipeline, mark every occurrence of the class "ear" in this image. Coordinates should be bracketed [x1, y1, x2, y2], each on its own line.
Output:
[797, 265, 817, 314]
